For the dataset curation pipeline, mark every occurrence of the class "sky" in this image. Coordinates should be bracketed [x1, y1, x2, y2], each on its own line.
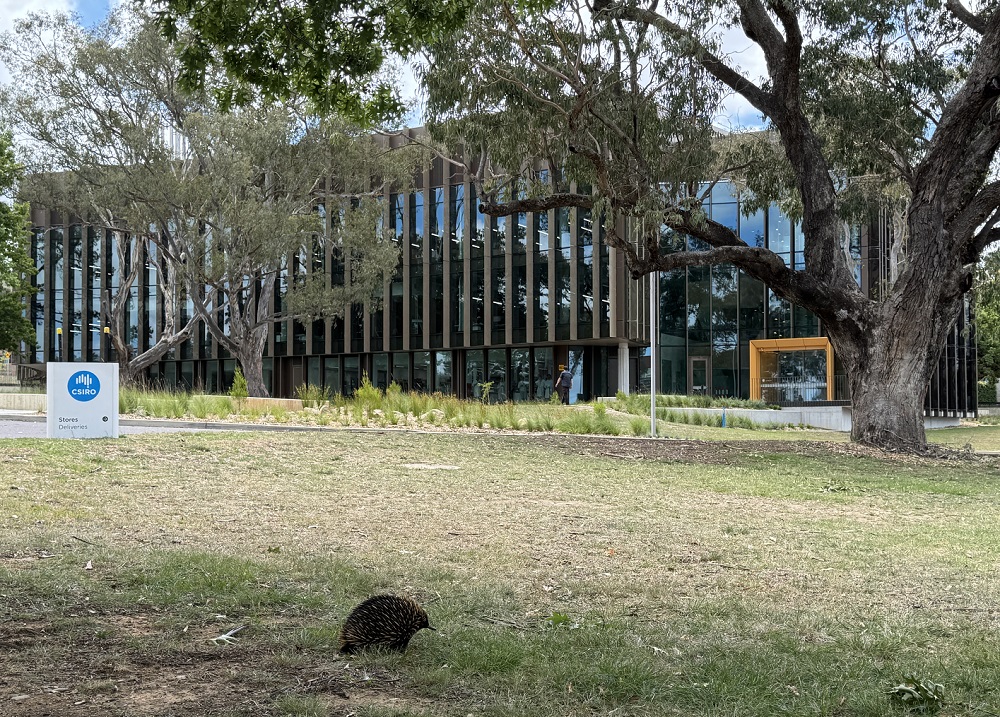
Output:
[0, 0, 768, 127]
[0, 0, 110, 83]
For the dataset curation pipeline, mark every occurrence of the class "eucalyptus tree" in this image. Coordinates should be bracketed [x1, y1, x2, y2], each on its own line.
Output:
[0, 13, 212, 384]
[0, 11, 417, 395]
[0, 131, 33, 354]
[169, 108, 412, 396]
[420, 0, 1000, 451]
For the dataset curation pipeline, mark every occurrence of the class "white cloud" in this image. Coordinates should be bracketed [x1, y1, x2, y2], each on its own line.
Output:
[714, 24, 769, 130]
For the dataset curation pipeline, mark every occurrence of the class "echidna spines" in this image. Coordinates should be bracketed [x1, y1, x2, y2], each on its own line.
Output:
[339, 594, 434, 654]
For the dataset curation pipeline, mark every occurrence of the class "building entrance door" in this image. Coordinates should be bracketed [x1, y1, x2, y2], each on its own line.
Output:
[689, 357, 710, 396]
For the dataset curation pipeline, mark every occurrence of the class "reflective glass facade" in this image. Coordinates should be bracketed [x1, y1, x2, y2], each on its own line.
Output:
[24, 170, 976, 416]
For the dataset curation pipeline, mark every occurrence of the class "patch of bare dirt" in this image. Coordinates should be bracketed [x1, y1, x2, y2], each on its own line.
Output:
[0, 612, 443, 717]
[522, 432, 989, 466]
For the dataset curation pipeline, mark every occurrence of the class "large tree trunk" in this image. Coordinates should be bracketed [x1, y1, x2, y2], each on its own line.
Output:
[845, 347, 930, 450]
[828, 283, 964, 451]
[235, 325, 270, 398]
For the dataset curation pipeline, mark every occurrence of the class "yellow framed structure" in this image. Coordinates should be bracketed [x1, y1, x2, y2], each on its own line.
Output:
[748, 337, 834, 402]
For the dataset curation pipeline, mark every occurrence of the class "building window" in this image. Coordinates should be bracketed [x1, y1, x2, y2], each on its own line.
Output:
[410, 191, 424, 264]
[466, 349, 484, 399]
[512, 255, 527, 344]
[598, 219, 610, 335]
[69, 225, 83, 360]
[491, 261, 505, 344]
[430, 270, 444, 348]
[324, 356, 341, 394]
[471, 186, 485, 259]
[533, 347, 554, 401]
[534, 212, 549, 338]
[86, 227, 101, 361]
[470, 259, 484, 346]
[555, 208, 571, 339]
[410, 276, 424, 348]
[49, 227, 63, 361]
[344, 355, 361, 395]
[351, 302, 365, 353]
[488, 348, 507, 402]
[392, 351, 410, 391]
[435, 351, 452, 394]
[413, 351, 431, 391]
[31, 228, 45, 363]
[372, 353, 389, 389]
[768, 206, 791, 265]
[577, 209, 594, 337]
[511, 348, 530, 401]
[330, 315, 345, 354]
[370, 296, 384, 352]
[430, 187, 444, 263]
[312, 318, 326, 354]
[449, 184, 465, 261]
[389, 277, 403, 351]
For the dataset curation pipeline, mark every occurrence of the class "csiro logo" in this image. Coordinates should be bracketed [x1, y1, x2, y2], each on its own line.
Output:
[68, 370, 101, 402]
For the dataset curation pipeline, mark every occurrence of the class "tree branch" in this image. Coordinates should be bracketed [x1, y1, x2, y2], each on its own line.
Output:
[607, 3, 777, 117]
[968, 208, 1000, 258]
[954, 181, 1000, 251]
[633, 244, 784, 278]
[946, 0, 987, 34]
[479, 193, 594, 216]
[914, 16, 1000, 203]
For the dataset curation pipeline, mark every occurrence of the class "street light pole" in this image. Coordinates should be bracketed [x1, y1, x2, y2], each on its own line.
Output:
[649, 269, 657, 438]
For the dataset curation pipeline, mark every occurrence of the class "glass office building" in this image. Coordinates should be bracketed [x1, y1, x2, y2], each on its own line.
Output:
[24, 160, 977, 416]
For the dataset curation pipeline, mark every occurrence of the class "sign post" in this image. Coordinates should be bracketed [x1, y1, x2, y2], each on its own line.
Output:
[46, 362, 120, 439]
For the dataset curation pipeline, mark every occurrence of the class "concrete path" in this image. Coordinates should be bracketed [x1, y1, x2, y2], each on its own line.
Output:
[0, 412, 334, 439]
[0, 415, 222, 438]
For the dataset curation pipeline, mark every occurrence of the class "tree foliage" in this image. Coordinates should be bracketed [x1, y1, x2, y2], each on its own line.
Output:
[975, 252, 1000, 385]
[419, 0, 1000, 450]
[153, 0, 475, 124]
[0, 11, 422, 393]
[0, 131, 33, 354]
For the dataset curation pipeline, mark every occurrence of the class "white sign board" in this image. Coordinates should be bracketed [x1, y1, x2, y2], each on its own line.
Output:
[46, 362, 120, 439]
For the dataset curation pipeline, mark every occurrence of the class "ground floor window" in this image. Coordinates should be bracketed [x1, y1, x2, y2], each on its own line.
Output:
[372, 353, 389, 389]
[435, 352, 453, 395]
[324, 357, 340, 395]
[487, 348, 507, 403]
[534, 348, 554, 401]
[749, 338, 833, 404]
[467, 350, 485, 399]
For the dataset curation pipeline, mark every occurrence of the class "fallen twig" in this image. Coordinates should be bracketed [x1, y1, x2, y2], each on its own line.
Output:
[210, 624, 248, 645]
[478, 615, 532, 631]
[707, 561, 752, 572]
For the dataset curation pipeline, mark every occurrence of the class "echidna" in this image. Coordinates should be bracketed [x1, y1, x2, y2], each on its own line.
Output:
[339, 594, 434, 654]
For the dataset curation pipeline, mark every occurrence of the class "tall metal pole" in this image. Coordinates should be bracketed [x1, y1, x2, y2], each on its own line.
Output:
[649, 269, 657, 437]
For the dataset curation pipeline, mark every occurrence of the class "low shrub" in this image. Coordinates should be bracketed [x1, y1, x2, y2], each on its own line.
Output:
[354, 374, 382, 411]
[628, 416, 649, 436]
[295, 382, 332, 408]
[556, 412, 597, 435]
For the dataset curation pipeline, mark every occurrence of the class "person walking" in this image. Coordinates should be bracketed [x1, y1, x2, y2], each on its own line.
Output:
[555, 364, 573, 405]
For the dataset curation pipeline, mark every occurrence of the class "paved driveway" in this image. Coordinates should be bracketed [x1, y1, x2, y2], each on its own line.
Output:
[0, 416, 217, 439]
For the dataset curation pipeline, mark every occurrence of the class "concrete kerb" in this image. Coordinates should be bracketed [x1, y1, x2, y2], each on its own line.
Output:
[0, 412, 332, 433]
[599, 400, 961, 432]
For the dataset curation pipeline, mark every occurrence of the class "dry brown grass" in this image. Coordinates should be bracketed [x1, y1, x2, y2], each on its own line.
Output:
[2, 431, 1000, 716]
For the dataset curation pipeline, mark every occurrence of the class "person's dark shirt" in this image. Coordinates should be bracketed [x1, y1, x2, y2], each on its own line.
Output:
[558, 370, 573, 387]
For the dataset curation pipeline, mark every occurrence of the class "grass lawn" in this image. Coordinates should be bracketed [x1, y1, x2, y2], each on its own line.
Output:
[926, 424, 1000, 452]
[1, 431, 999, 716]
